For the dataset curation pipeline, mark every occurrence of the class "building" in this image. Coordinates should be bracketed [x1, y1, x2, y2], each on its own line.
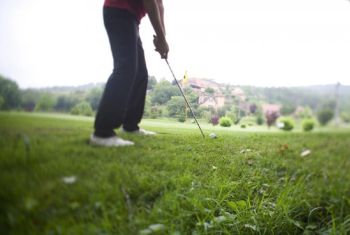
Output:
[180, 77, 246, 110]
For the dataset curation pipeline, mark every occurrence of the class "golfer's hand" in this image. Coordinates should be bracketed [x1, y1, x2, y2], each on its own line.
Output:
[153, 35, 169, 59]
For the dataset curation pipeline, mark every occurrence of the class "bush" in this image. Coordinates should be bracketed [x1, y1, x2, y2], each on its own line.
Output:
[70, 101, 93, 116]
[256, 114, 264, 125]
[225, 110, 237, 124]
[211, 115, 219, 126]
[166, 96, 185, 118]
[265, 110, 280, 128]
[149, 106, 163, 119]
[249, 103, 257, 114]
[219, 116, 232, 127]
[178, 114, 186, 122]
[0, 96, 4, 109]
[296, 106, 313, 119]
[241, 124, 246, 128]
[281, 103, 296, 116]
[0, 75, 21, 110]
[341, 112, 350, 123]
[277, 117, 295, 131]
[240, 116, 256, 126]
[317, 108, 334, 126]
[54, 95, 80, 112]
[302, 119, 315, 132]
[35, 93, 57, 112]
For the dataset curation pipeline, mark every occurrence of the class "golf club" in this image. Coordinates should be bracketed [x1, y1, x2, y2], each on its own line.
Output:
[165, 59, 205, 138]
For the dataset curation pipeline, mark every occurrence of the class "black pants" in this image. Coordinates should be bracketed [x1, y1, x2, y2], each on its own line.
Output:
[94, 7, 148, 137]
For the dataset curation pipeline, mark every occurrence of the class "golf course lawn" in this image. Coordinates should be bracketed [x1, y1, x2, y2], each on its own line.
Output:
[0, 112, 350, 234]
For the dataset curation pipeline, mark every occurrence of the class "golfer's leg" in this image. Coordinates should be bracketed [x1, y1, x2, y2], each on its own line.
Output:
[94, 8, 138, 137]
[123, 37, 148, 131]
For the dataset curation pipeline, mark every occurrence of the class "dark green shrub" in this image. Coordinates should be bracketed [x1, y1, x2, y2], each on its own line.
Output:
[277, 117, 295, 131]
[0, 75, 21, 110]
[241, 124, 246, 128]
[219, 116, 232, 127]
[302, 119, 315, 132]
[249, 103, 257, 114]
[317, 108, 334, 126]
[178, 114, 186, 122]
[150, 106, 162, 119]
[0, 96, 4, 109]
[281, 103, 296, 115]
[256, 114, 264, 125]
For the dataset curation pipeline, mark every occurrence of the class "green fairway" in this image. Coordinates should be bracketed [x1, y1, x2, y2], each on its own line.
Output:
[0, 112, 350, 234]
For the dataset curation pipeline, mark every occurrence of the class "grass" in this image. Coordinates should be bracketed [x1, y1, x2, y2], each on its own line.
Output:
[0, 112, 350, 234]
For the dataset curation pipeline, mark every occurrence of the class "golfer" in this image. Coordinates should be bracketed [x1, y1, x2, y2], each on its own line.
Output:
[90, 0, 169, 147]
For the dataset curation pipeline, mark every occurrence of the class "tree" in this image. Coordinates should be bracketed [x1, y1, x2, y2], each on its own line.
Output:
[256, 113, 264, 125]
[249, 103, 257, 114]
[217, 107, 227, 117]
[210, 115, 219, 126]
[85, 87, 103, 111]
[295, 106, 313, 119]
[147, 76, 157, 90]
[0, 96, 4, 109]
[317, 108, 334, 126]
[167, 96, 185, 118]
[54, 95, 81, 112]
[149, 106, 162, 119]
[21, 89, 42, 111]
[143, 96, 152, 118]
[265, 110, 280, 128]
[199, 106, 216, 121]
[225, 109, 237, 124]
[151, 80, 180, 105]
[281, 103, 296, 115]
[0, 75, 21, 110]
[341, 112, 350, 123]
[35, 93, 56, 111]
[204, 87, 215, 95]
[183, 87, 199, 110]
[70, 101, 93, 116]
[317, 101, 335, 126]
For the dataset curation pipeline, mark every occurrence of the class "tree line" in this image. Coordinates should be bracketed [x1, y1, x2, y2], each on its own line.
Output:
[1, 74, 349, 129]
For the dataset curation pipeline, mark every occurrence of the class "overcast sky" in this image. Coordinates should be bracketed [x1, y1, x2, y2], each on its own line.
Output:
[1, 0, 350, 88]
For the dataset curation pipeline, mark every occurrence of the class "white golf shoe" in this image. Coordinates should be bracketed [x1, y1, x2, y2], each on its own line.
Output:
[90, 135, 134, 147]
[122, 128, 156, 136]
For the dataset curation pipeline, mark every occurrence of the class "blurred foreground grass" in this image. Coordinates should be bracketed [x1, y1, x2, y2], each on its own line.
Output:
[0, 112, 350, 234]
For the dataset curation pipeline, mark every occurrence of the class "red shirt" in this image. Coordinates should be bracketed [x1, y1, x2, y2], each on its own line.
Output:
[104, 0, 146, 22]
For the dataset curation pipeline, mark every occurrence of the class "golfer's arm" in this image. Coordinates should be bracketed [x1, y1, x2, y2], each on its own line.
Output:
[143, 0, 166, 41]
[157, 0, 165, 35]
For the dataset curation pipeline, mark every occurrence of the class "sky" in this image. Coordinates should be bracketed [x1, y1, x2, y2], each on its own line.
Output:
[1, 0, 350, 88]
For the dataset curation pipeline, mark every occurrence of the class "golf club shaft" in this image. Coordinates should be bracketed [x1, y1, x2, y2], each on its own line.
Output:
[165, 59, 205, 138]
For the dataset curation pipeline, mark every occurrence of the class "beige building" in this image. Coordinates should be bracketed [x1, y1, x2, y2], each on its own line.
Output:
[262, 104, 281, 115]
[181, 78, 246, 110]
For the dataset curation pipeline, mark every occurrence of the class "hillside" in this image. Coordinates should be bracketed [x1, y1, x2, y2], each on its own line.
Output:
[240, 84, 350, 111]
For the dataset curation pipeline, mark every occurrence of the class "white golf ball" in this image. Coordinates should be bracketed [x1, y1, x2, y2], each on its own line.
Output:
[209, 133, 217, 139]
